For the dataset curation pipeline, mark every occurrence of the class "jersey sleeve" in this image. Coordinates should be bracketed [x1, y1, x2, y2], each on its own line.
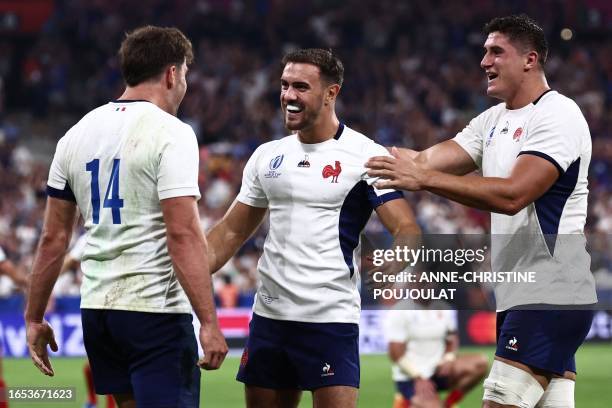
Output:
[518, 103, 584, 174]
[236, 145, 269, 208]
[157, 124, 201, 200]
[47, 135, 76, 202]
[384, 310, 410, 343]
[362, 142, 404, 207]
[452, 112, 487, 169]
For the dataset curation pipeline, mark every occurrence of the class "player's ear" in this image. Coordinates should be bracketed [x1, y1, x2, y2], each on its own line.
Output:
[165, 65, 177, 90]
[325, 84, 340, 105]
[524, 51, 538, 71]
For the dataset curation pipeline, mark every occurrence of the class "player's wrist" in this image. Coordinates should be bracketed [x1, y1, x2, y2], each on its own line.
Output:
[441, 352, 456, 363]
[397, 354, 422, 379]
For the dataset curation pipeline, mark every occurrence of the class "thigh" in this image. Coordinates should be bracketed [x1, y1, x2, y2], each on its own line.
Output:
[237, 314, 299, 389]
[312, 386, 358, 408]
[287, 321, 360, 391]
[82, 309, 132, 395]
[495, 309, 593, 376]
[108, 310, 200, 408]
[245, 385, 302, 408]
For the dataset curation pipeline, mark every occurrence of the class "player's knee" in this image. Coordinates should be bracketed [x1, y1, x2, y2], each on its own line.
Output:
[482, 360, 544, 408]
[535, 378, 574, 408]
[474, 355, 489, 378]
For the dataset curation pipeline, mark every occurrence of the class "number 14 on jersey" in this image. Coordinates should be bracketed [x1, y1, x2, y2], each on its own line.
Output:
[85, 159, 124, 224]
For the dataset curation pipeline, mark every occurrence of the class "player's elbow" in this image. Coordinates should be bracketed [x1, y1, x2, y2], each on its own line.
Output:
[38, 227, 71, 250]
[497, 197, 529, 216]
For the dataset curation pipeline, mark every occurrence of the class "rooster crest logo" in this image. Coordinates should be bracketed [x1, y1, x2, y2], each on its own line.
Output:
[509, 337, 517, 347]
[322, 161, 342, 183]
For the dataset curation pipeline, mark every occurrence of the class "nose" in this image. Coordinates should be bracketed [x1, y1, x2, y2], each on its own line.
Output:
[481, 52, 492, 69]
[282, 86, 298, 102]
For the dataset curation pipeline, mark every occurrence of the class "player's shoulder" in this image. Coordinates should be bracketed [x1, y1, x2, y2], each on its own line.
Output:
[535, 90, 583, 117]
[474, 101, 507, 123]
[250, 134, 297, 159]
[341, 124, 388, 155]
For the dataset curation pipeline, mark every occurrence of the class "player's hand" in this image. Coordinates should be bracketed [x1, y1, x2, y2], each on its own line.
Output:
[197, 323, 228, 370]
[366, 147, 428, 191]
[26, 320, 58, 376]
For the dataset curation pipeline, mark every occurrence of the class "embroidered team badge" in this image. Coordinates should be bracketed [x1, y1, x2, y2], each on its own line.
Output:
[322, 161, 341, 183]
[513, 127, 523, 142]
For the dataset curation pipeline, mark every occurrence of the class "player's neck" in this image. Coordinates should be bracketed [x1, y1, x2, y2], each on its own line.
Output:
[297, 114, 340, 144]
[118, 86, 177, 116]
[505, 73, 550, 110]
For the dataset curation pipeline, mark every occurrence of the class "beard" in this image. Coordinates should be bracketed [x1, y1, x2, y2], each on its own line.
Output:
[283, 101, 323, 131]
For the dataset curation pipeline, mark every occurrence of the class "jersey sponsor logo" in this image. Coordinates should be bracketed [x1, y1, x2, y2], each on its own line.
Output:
[321, 362, 335, 377]
[486, 126, 496, 147]
[513, 127, 523, 142]
[297, 154, 310, 168]
[265, 155, 284, 178]
[322, 161, 342, 183]
[500, 121, 509, 135]
[505, 336, 519, 351]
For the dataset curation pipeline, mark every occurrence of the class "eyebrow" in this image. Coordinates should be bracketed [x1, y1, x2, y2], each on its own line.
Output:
[281, 79, 310, 88]
[484, 45, 505, 53]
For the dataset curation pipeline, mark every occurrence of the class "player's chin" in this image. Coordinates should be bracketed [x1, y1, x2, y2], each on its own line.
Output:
[486, 84, 504, 99]
[284, 118, 304, 131]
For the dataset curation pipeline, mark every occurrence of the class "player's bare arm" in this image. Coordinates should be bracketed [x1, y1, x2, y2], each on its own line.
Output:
[25, 197, 77, 376]
[0, 258, 29, 291]
[161, 196, 228, 370]
[370, 197, 421, 282]
[368, 151, 558, 215]
[206, 200, 267, 274]
[367, 140, 477, 178]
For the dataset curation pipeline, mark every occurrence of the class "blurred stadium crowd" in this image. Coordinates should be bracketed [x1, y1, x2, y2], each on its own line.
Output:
[0, 0, 611, 305]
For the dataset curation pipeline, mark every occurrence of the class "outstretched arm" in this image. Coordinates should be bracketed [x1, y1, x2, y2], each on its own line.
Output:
[206, 200, 267, 274]
[388, 140, 478, 175]
[368, 148, 558, 215]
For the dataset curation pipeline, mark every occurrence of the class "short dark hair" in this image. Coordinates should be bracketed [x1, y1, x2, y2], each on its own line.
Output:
[281, 48, 344, 86]
[484, 14, 548, 67]
[118, 26, 194, 87]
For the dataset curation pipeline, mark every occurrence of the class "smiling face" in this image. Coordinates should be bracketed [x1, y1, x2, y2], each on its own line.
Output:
[480, 32, 531, 102]
[280, 62, 328, 132]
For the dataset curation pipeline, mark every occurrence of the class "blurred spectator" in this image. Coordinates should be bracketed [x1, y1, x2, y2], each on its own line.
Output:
[0, 0, 610, 302]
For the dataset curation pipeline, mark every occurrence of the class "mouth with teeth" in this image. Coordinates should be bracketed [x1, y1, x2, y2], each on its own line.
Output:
[286, 103, 304, 114]
[487, 72, 499, 82]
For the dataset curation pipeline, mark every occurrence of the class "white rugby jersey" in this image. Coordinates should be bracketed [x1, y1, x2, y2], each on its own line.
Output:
[453, 90, 597, 309]
[237, 124, 403, 324]
[47, 100, 200, 313]
[384, 303, 456, 380]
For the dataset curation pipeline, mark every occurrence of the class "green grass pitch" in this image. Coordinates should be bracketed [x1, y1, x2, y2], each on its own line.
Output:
[4, 344, 611, 407]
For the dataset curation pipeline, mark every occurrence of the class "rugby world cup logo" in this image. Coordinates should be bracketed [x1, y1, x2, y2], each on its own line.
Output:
[265, 154, 284, 178]
[270, 155, 284, 170]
